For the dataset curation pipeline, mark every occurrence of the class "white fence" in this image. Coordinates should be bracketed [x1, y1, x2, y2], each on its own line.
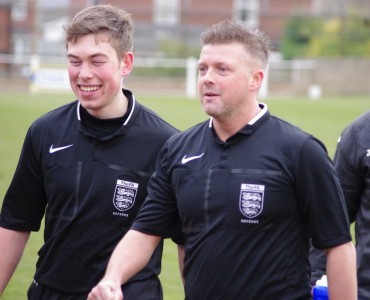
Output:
[0, 54, 318, 97]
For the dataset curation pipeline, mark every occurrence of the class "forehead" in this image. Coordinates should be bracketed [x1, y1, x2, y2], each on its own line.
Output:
[67, 34, 115, 56]
[198, 43, 249, 64]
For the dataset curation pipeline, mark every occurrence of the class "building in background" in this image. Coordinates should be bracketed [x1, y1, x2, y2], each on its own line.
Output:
[2, 0, 360, 58]
[0, 0, 369, 96]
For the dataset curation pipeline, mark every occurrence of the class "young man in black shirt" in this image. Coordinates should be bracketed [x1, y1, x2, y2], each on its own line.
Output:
[0, 5, 177, 300]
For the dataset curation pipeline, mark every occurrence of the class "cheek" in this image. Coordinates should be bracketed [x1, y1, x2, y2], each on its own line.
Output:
[67, 67, 79, 80]
[197, 80, 202, 91]
[100, 65, 121, 81]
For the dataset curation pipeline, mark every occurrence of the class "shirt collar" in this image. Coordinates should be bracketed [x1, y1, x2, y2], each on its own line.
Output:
[76, 89, 136, 127]
[208, 102, 268, 128]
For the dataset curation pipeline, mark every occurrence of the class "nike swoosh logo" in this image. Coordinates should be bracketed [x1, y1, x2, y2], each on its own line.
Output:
[181, 153, 204, 164]
[49, 144, 73, 154]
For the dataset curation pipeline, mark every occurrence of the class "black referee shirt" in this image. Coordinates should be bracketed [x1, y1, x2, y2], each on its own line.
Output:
[333, 111, 370, 299]
[0, 89, 178, 294]
[132, 104, 351, 299]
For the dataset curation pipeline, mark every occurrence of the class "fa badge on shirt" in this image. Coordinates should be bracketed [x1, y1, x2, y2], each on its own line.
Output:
[239, 184, 265, 218]
[113, 180, 138, 211]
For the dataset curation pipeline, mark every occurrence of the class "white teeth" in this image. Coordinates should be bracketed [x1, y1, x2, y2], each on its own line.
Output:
[80, 86, 99, 92]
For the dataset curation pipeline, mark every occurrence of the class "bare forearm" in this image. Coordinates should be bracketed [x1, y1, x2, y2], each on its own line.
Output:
[105, 230, 161, 284]
[326, 242, 357, 300]
[0, 227, 30, 296]
[88, 229, 161, 300]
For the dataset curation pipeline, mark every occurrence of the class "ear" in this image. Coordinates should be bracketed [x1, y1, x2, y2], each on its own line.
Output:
[121, 52, 134, 77]
[249, 69, 264, 92]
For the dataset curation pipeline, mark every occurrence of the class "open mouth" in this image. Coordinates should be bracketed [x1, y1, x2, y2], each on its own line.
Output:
[79, 85, 101, 92]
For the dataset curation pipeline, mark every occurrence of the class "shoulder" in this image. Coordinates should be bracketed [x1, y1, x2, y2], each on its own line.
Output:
[134, 102, 179, 136]
[31, 100, 78, 129]
[342, 111, 370, 137]
[269, 115, 308, 135]
[338, 111, 370, 152]
[267, 115, 316, 145]
[155, 120, 208, 167]
[261, 115, 328, 161]
[167, 120, 209, 144]
[156, 121, 208, 158]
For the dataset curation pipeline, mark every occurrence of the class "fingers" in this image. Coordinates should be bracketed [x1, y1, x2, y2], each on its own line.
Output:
[87, 280, 123, 300]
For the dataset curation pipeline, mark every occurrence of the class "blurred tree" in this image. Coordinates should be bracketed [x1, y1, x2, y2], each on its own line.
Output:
[280, 15, 322, 59]
[281, 13, 370, 58]
[309, 15, 370, 57]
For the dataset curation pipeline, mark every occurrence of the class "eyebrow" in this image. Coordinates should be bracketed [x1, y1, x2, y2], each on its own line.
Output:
[66, 53, 109, 59]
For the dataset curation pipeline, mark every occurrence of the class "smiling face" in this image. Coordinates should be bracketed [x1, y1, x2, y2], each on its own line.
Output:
[67, 34, 133, 118]
[197, 42, 261, 121]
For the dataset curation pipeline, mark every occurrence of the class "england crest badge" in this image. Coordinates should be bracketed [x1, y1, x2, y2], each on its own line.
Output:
[113, 179, 138, 211]
[239, 183, 265, 218]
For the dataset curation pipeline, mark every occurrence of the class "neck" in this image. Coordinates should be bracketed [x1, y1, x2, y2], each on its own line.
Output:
[87, 93, 128, 119]
[213, 103, 261, 142]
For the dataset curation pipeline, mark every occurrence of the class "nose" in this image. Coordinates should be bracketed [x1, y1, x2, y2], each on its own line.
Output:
[199, 68, 214, 85]
[79, 62, 93, 79]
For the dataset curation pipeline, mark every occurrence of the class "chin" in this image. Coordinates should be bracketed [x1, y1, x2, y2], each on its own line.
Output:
[202, 104, 217, 114]
[203, 109, 216, 118]
[79, 100, 99, 109]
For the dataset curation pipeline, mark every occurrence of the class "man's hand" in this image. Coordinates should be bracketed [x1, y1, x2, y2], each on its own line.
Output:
[87, 279, 123, 300]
